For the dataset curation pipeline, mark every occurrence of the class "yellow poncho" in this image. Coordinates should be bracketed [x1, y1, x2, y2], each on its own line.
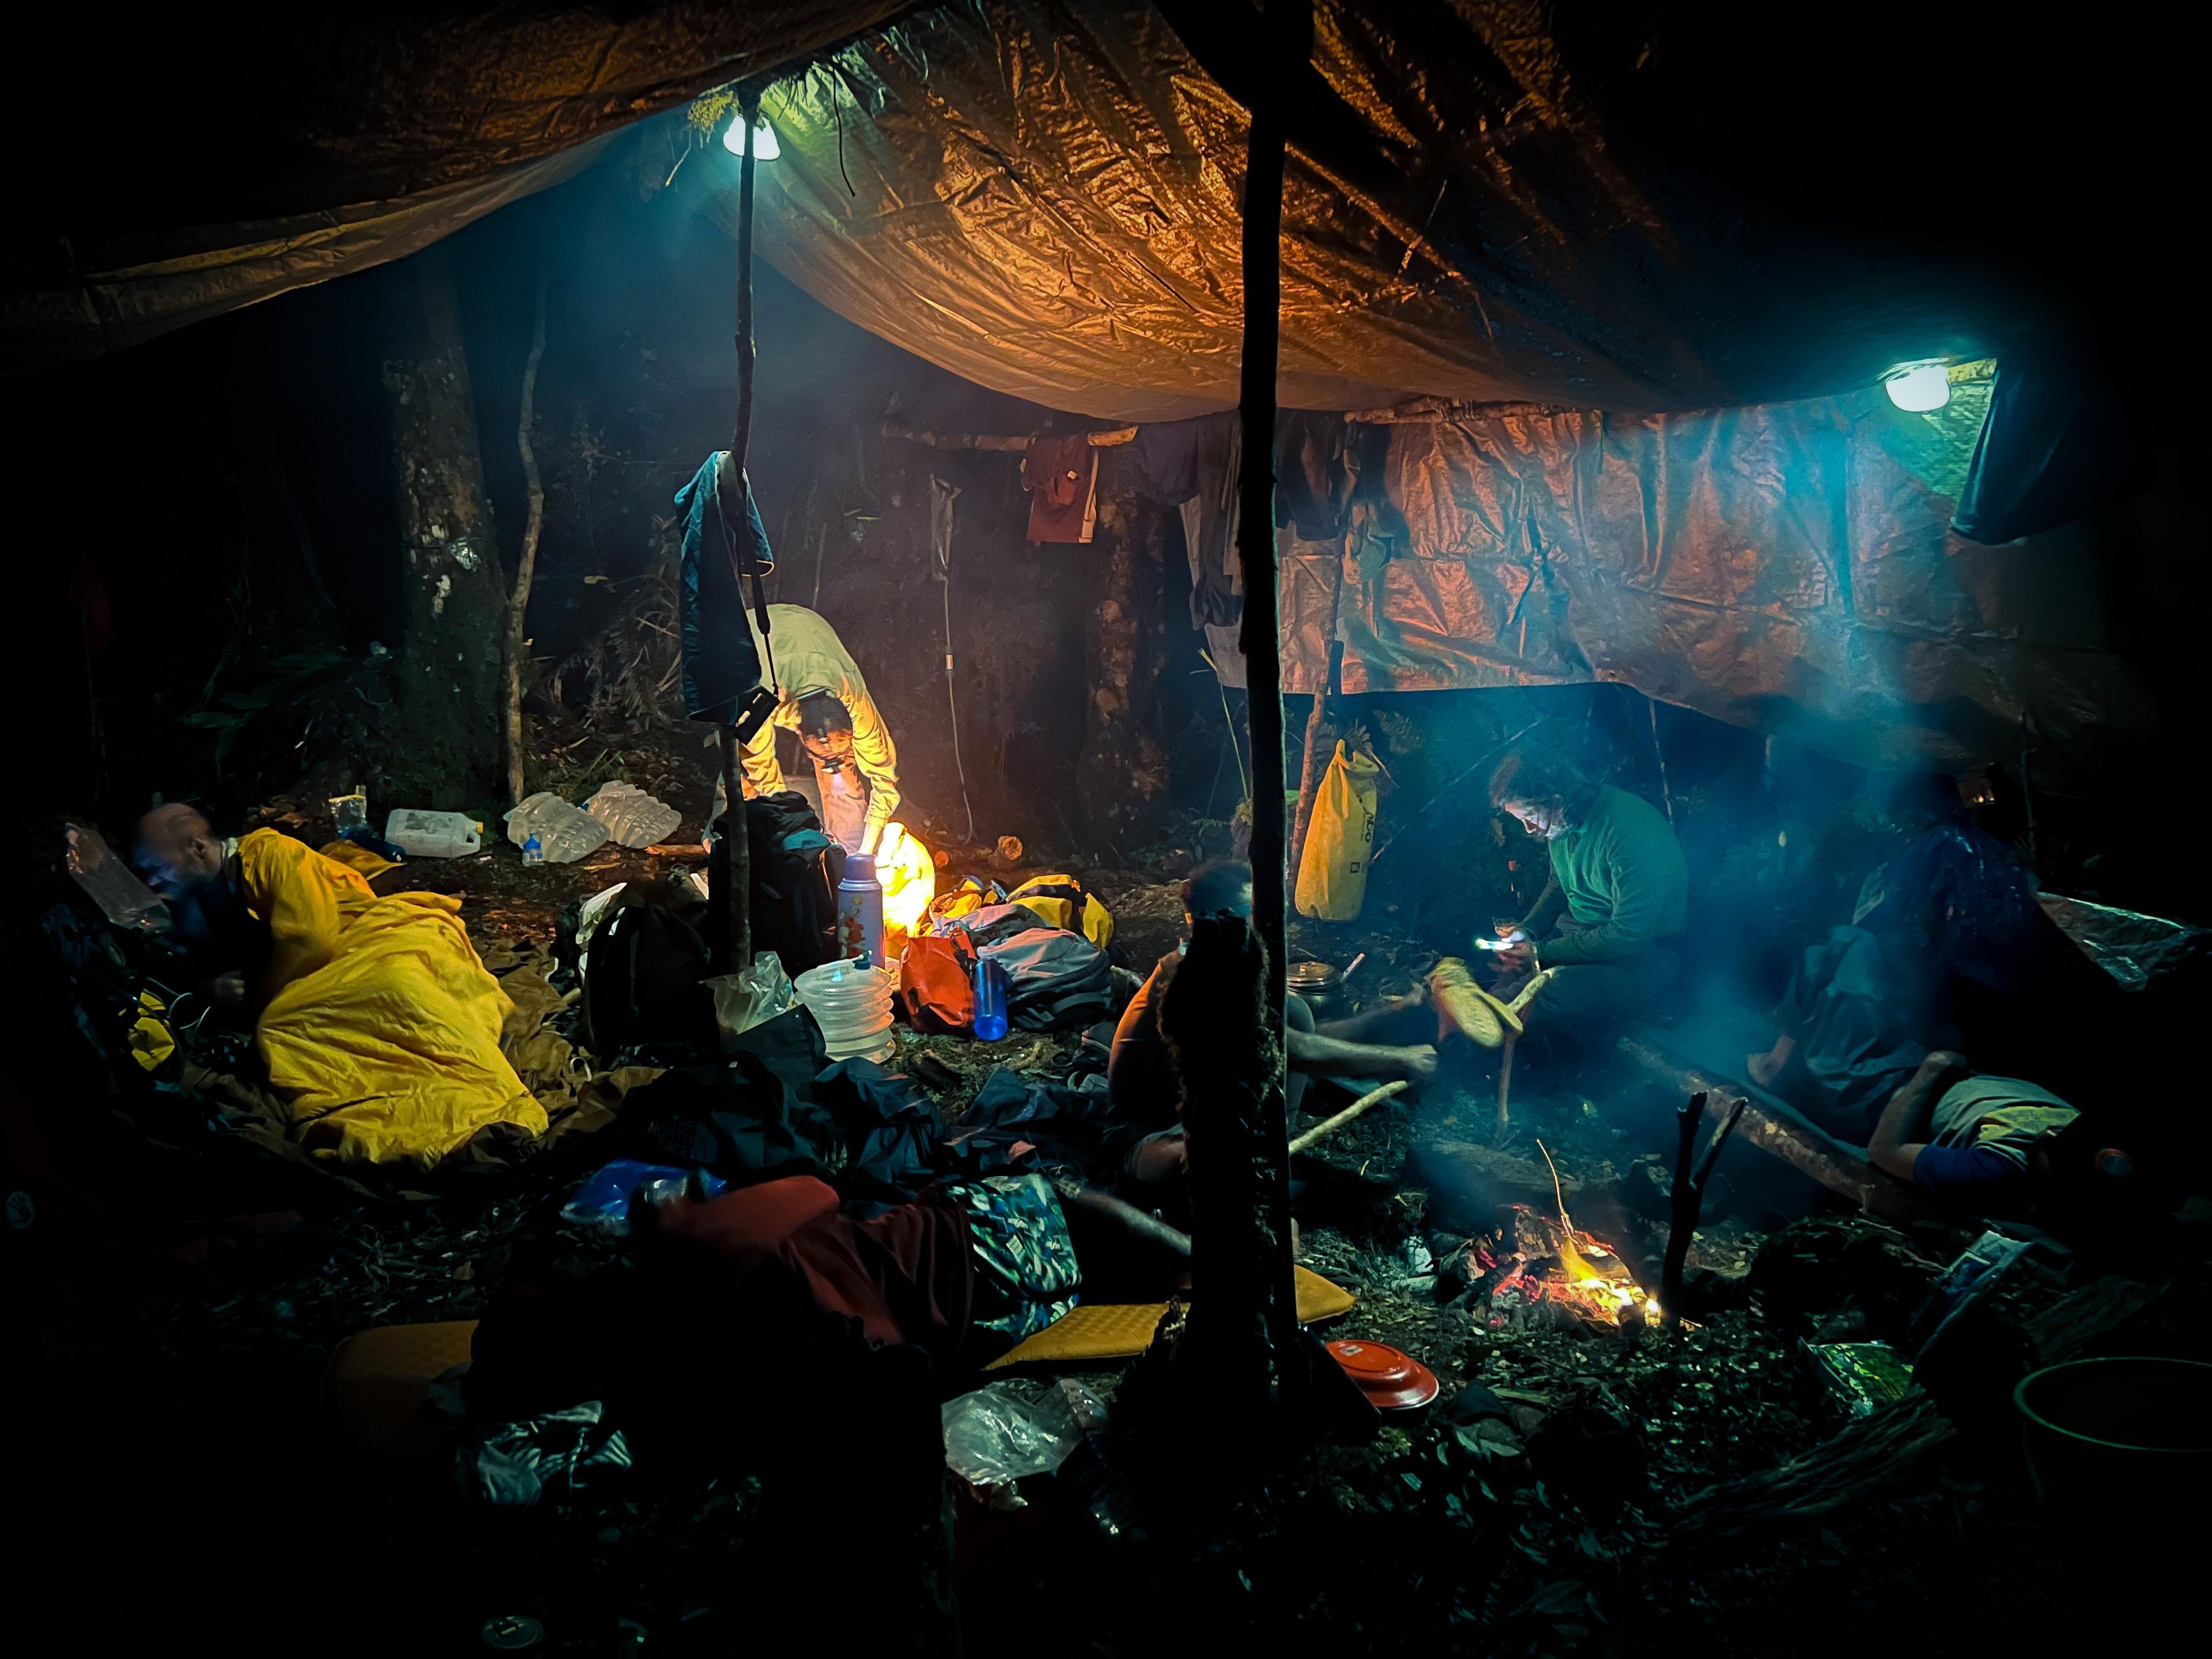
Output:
[238, 830, 547, 1169]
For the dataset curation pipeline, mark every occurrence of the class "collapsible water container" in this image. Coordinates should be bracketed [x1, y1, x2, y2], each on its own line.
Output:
[793, 959, 895, 1062]
[384, 808, 483, 859]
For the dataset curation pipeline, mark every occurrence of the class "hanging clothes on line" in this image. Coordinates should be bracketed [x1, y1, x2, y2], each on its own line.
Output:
[1021, 434, 1100, 543]
[1180, 412, 1245, 686]
[1127, 417, 1203, 505]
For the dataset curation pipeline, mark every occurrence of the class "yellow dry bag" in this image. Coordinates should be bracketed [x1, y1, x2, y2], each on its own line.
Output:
[1294, 742, 1380, 921]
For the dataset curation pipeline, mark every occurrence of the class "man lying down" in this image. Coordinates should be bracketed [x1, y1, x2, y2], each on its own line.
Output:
[135, 804, 546, 1169]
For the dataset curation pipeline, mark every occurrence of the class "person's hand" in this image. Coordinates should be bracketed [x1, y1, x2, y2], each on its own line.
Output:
[1922, 1050, 1974, 1078]
[1492, 942, 1535, 975]
[1396, 1044, 1441, 1088]
[206, 971, 247, 1007]
[858, 822, 883, 859]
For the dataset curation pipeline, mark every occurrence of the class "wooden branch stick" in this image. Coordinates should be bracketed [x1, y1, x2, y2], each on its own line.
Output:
[1662, 1090, 1706, 1328]
[1661, 1090, 1747, 1327]
[1495, 1028, 1517, 1136]
[1286, 1080, 1409, 1155]
[880, 423, 1137, 450]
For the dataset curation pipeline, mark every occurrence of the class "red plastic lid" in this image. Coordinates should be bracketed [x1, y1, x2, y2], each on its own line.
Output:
[1327, 1339, 1441, 1410]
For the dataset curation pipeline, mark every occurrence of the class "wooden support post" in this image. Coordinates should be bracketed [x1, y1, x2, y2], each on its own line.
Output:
[709, 91, 762, 974]
[1229, 0, 1311, 1412]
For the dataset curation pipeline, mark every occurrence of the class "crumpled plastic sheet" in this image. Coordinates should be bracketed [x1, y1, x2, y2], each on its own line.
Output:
[1273, 387, 2154, 785]
[448, 1396, 634, 1509]
[941, 1377, 1108, 1499]
[2035, 893, 2211, 993]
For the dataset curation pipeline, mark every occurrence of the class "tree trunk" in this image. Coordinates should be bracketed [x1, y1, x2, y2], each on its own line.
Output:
[1077, 484, 1169, 848]
[380, 245, 507, 808]
[504, 268, 549, 808]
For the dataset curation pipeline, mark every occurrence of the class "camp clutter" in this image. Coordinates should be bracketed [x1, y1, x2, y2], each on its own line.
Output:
[896, 884, 1116, 1037]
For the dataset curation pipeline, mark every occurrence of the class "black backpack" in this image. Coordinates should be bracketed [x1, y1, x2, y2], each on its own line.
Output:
[745, 791, 846, 976]
[582, 897, 714, 1056]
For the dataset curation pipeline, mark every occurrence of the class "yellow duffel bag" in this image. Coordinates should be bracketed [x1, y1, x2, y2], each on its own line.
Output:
[1007, 873, 1115, 950]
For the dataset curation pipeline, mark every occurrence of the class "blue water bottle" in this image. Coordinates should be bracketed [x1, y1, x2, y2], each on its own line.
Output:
[972, 956, 1009, 1041]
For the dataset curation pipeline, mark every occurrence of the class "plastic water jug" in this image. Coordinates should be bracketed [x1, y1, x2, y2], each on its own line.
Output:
[384, 808, 483, 859]
[793, 959, 895, 1062]
[837, 853, 886, 965]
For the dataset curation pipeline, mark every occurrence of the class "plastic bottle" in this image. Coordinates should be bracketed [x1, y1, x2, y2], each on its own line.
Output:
[522, 834, 544, 866]
[972, 956, 1009, 1041]
[836, 852, 886, 965]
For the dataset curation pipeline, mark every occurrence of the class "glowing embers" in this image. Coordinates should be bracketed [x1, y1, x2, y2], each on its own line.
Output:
[1882, 361, 1950, 411]
[723, 118, 781, 160]
[1467, 1207, 1660, 1331]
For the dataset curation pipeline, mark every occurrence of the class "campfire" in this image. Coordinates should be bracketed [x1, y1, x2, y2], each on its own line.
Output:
[1469, 1206, 1661, 1331]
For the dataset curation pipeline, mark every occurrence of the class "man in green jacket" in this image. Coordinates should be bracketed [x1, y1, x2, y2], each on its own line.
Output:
[1482, 749, 1689, 1037]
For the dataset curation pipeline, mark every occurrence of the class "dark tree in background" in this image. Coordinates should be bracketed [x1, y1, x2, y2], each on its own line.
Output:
[380, 245, 509, 806]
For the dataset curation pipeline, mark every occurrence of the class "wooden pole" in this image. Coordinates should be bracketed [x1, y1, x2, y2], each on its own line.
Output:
[503, 266, 548, 810]
[1233, 0, 1310, 1391]
[710, 93, 762, 973]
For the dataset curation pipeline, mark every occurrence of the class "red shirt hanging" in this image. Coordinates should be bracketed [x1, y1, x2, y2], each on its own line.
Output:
[1021, 434, 1099, 543]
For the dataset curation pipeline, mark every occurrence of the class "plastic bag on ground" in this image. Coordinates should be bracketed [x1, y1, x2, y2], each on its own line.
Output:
[505, 792, 610, 863]
[458, 1399, 634, 1508]
[941, 1378, 1108, 1496]
[585, 782, 683, 850]
[559, 1158, 729, 1233]
[64, 821, 169, 931]
[707, 950, 800, 1048]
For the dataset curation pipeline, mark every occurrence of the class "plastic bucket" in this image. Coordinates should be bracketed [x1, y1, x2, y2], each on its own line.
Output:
[793, 960, 895, 1062]
[2013, 1356, 2212, 1512]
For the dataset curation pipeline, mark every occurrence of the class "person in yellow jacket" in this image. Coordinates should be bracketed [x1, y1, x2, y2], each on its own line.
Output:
[134, 805, 546, 1170]
[739, 603, 902, 856]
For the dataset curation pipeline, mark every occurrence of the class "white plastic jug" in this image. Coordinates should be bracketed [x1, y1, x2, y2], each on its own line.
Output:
[384, 808, 483, 859]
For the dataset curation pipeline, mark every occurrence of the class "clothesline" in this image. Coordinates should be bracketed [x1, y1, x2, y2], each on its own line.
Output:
[879, 424, 1138, 451]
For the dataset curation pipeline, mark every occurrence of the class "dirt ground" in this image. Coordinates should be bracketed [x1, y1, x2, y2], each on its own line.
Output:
[16, 815, 2200, 1657]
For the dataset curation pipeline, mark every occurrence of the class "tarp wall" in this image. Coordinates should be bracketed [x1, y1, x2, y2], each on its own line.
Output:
[1275, 374, 2153, 781]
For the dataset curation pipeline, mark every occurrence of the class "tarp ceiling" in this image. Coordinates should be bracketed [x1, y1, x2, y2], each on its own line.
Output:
[1, 3, 911, 372]
[6, 2, 2180, 410]
[694, 0, 2176, 420]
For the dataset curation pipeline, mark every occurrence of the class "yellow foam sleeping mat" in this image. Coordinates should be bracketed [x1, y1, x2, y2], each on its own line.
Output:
[984, 1265, 1355, 1369]
[323, 1319, 477, 1463]
[323, 1270, 1357, 1457]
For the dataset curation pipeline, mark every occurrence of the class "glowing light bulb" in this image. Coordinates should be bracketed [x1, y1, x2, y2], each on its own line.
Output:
[1883, 362, 1950, 412]
[723, 118, 781, 160]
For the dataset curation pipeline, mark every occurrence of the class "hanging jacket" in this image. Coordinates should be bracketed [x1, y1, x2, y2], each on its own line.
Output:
[674, 452, 770, 726]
